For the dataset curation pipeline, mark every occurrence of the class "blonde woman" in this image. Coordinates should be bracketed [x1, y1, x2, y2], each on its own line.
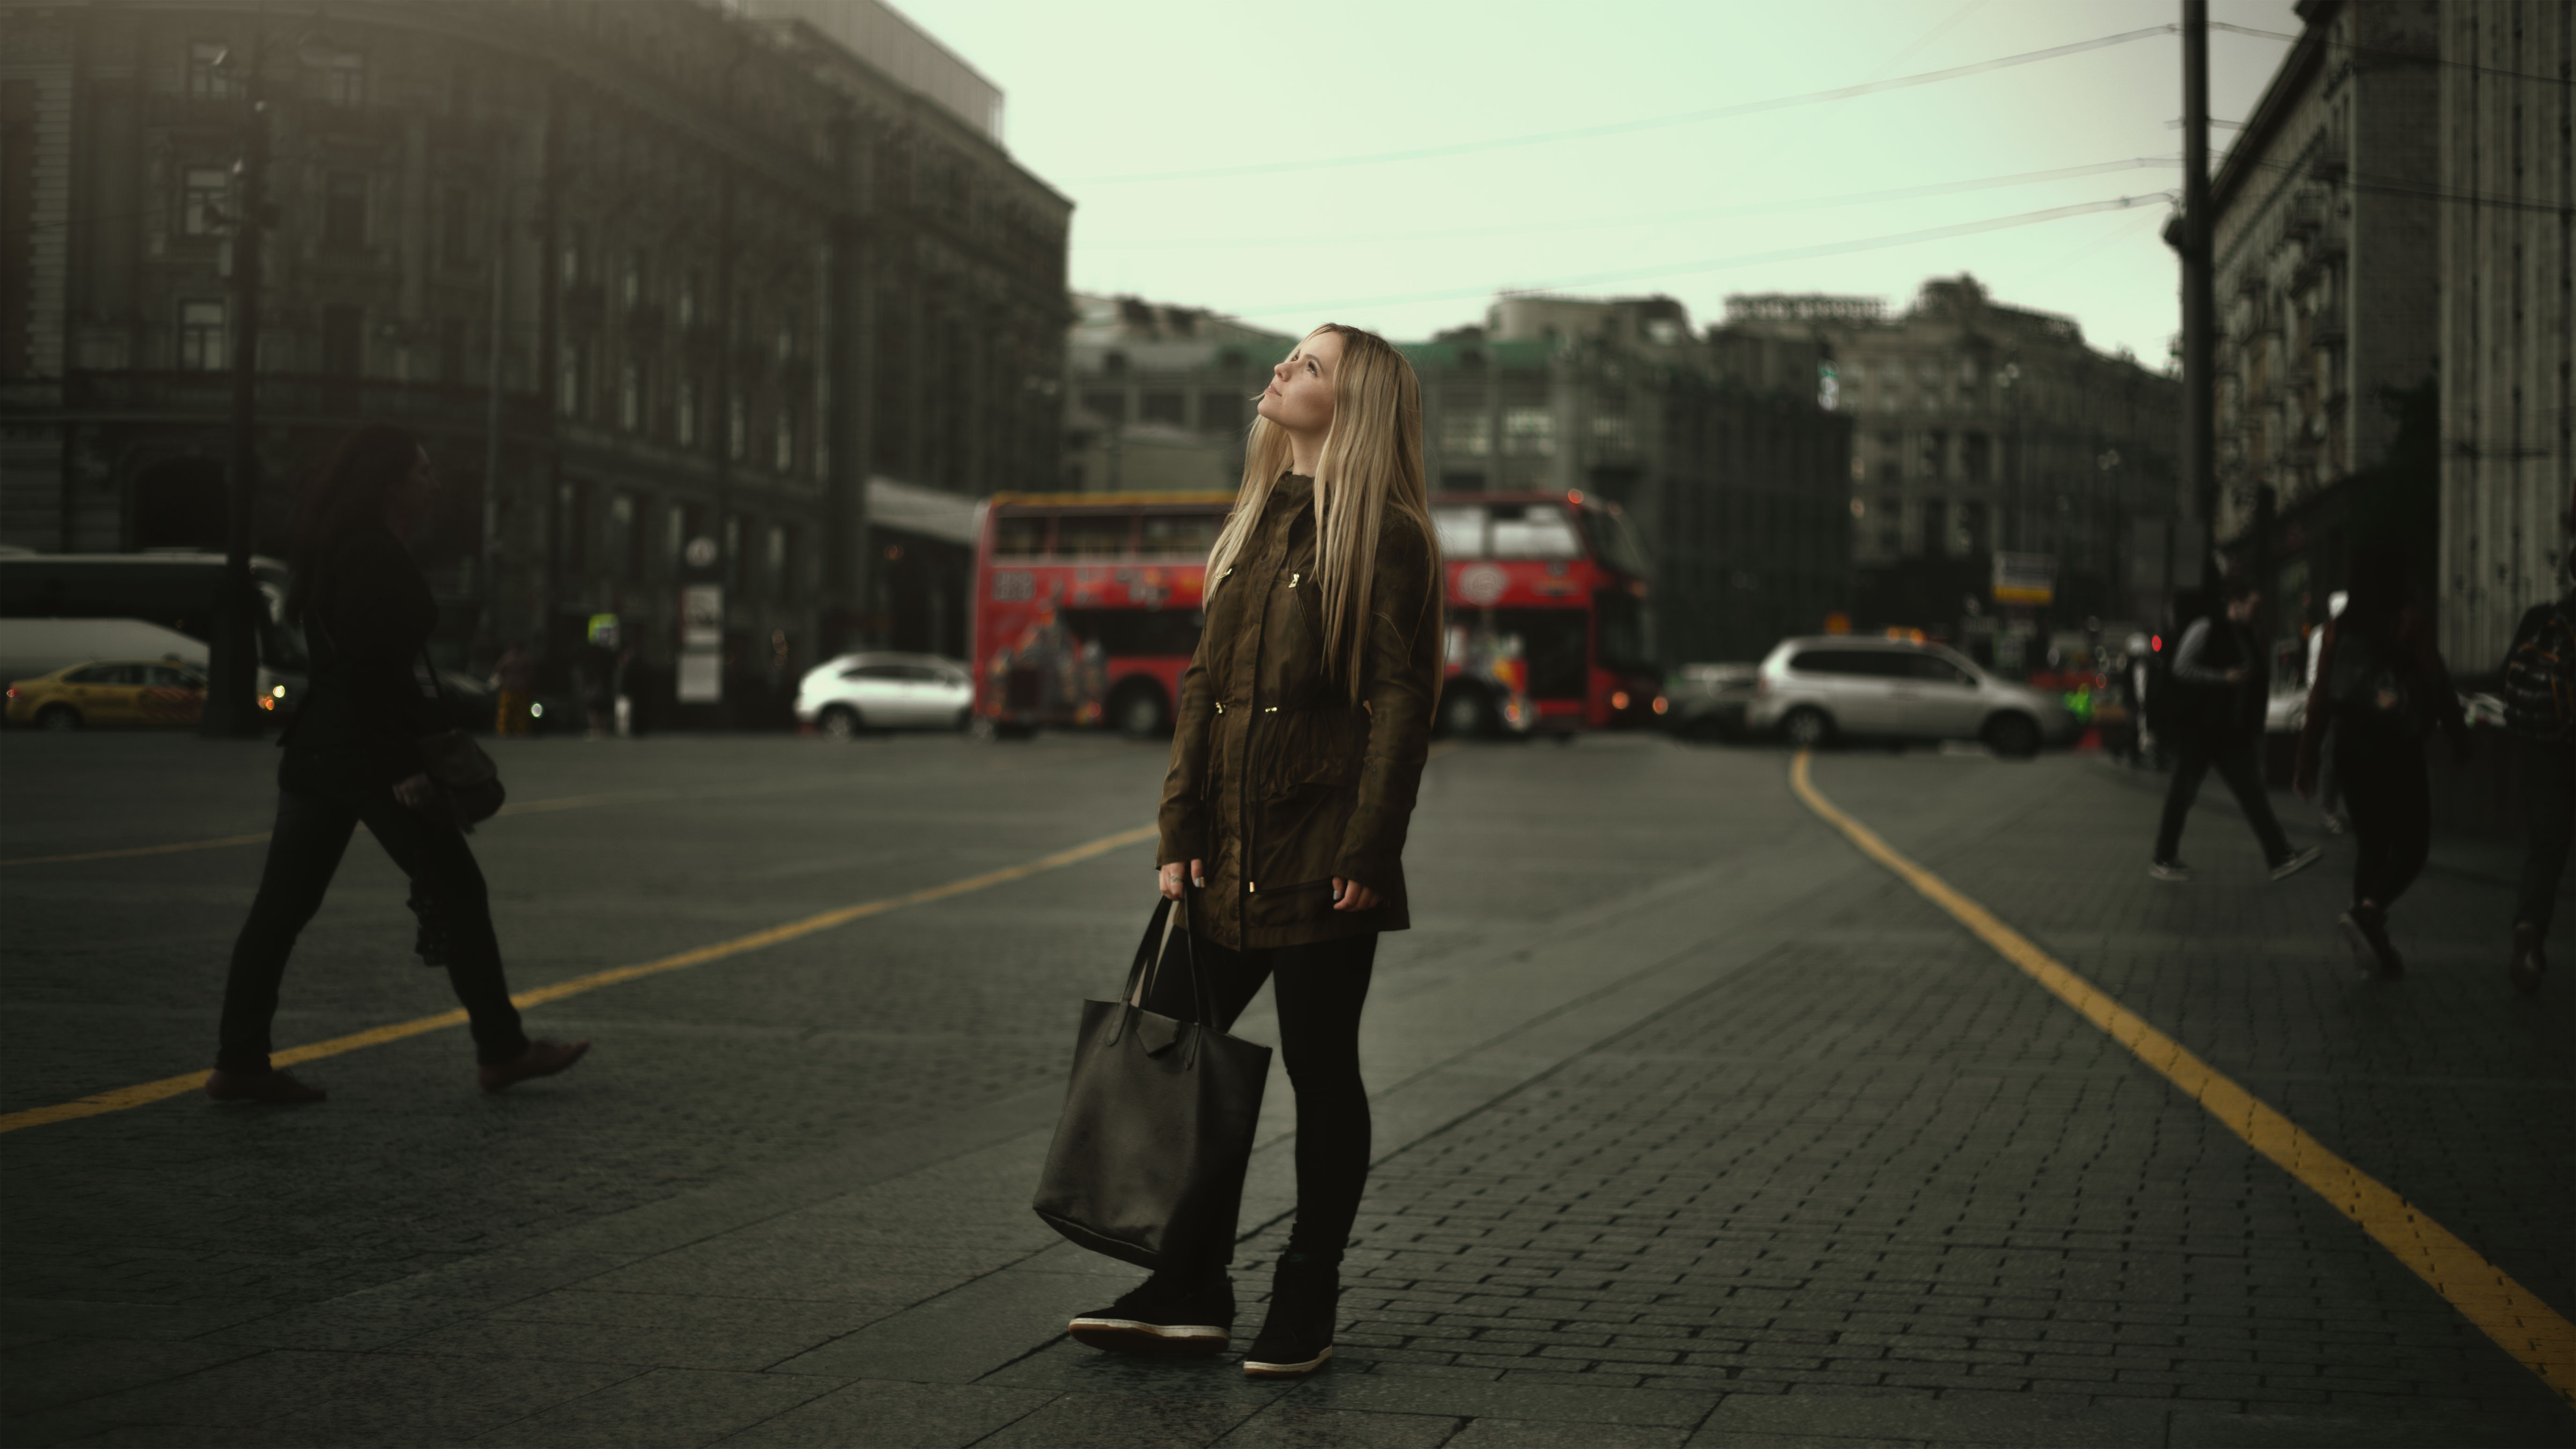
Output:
[1068, 325, 1443, 1378]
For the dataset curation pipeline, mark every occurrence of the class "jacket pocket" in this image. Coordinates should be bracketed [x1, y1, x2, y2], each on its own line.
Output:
[1256, 708, 1367, 801]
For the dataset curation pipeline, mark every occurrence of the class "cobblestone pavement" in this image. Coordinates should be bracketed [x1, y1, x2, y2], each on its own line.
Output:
[0, 731, 2567, 1446]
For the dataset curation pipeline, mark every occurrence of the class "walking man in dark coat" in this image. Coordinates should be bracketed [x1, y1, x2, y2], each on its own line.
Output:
[2150, 578, 2324, 883]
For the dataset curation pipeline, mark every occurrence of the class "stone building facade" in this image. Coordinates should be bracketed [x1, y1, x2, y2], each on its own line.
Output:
[1727, 279, 2183, 652]
[0, 0, 1069, 691]
[2435, 0, 2571, 671]
[1062, 292, 1293, 494]
[1411, 294, 1852, 667]
[2198, 0, 2441, 632]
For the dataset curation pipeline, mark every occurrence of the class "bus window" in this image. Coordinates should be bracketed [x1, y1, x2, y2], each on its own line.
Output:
[1140, 512, 1222, 557]
[1581, 508, 1653, 579]
[1057, 513, 1133, 557]
[1065, 608, 1205, 658]
[1492, 608, 1587, 698]
[1595, 590, 1656, 674]
[994, 515, 1048, 557]
[1490, 506, 1580, 560]
[1431, 506, 1486, 560]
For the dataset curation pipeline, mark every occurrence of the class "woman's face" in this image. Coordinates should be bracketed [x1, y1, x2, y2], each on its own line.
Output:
[1256, 329, 1343, 438]
[385, 447, 437, 535]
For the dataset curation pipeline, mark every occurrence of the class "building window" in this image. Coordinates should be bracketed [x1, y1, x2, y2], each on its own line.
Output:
[186, 42, 238, 100]
[1140, 391, 1186, 426]
[1080, 390, 1124, 424]
[676, 377, 698, 446]
[619, 361, 642, 431]
[178, 300, 226, 370]
[622, 250, 645, 308]
[311, 49, 365, 107]
[439, 317, 467, 386]
[1502, 406, 1554, 458]
[322, 171, 367, 250]
[773, 407, 795, 473]
[321, 303, 363, 377]
[775, 323, 795, 364]
[663, 504, 685, 574]
[728, 395, 747, 460]
[1200, 392, 1244, 436]
[1439, 410, 1491, 458]
[561, 225, 587, 286]
[438, 186, 471, 266]
[678, 272, 699, 329]
[766, 524, 788, 594]
[606, 494, 635, 579]
[180, 166, 229, 236]
[557, 342, 588, 418]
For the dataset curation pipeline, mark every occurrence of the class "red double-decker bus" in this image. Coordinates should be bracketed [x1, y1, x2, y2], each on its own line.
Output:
[968, 489, 1658, 738]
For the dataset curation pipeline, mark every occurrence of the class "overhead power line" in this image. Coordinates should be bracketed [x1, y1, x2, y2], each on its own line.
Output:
[1066, 25, 2221, 187]
[1082, 157, 2182, 253]
[1228, 192, 2177, 320]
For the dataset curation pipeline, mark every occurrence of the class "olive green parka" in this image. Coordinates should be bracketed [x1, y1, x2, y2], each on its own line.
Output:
[1157, 473, 1443, 951]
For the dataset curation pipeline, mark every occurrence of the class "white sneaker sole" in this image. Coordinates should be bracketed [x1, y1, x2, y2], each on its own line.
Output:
[1243, 1344, 1332, 1378]
[1067, 1316, 1228, 1356]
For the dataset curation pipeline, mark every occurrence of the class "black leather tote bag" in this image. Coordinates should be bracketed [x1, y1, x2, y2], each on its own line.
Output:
[1032, 896, 1272, 1271]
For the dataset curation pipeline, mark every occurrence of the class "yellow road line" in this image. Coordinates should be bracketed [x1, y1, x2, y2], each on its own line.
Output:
[1787, 750, 2576, 1405]
[0, 833, 275, 867]
[0, 823, 1158, 1135]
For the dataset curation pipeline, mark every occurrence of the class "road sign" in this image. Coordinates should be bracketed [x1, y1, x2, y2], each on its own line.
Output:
[1992, 552, 2056, 606]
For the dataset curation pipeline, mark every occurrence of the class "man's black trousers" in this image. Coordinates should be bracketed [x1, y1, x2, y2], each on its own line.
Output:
[2154, 732, 2293, 866]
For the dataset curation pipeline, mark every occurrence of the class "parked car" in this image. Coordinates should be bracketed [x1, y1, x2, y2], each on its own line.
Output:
[1666, 663, 1759, 741]
[6, 658, 207, 730]
[1743, 636, 2076, 758]
[796, 652, 973, 738]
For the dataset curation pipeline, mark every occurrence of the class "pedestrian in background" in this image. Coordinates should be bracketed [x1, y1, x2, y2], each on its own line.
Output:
[1069, 324, 1442, 1380]
[2151, 578, 2324, 883]
[488, 641, 537, 737]
[2499, 562, 2575, 995]
[2302, 592, 2350, 835]
[207, 424, 589, 1104]
[2296, 550, 2470, 978]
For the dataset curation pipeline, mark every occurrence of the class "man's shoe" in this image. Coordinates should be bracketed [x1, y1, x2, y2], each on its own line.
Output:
[204, 1068, 326, 1104]
[1069, 1272, 1234, 1356]
[1242, 1252, 1340, 1379]
[2510, 922, 2547, 997]
[2269, 845, 2325, 881]
[2148, 859, 2192, 882]
[2339, 905, 2403, 978]
[478, 1039, 591, 1094]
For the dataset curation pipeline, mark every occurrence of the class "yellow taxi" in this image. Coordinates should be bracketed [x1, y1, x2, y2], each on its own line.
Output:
[6, 659, 207, 730]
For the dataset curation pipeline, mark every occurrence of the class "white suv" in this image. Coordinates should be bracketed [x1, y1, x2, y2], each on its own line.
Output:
[795, 652, 973, 738]
[1744, 636, 2074, 758]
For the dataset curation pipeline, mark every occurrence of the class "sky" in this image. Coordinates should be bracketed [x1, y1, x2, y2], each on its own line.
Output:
[893, 0, 2304, 363]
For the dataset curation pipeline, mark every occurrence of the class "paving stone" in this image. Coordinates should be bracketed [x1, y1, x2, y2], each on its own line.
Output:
[969, 1390, 1265, 1449]
[466, 1366, 831, 1447]
[0, 1336, 265, 1416]
[1448, 1418, 1690, 1449]
[716, 1378, 1056, 1449]
[1210, 1402, 1461, 1448]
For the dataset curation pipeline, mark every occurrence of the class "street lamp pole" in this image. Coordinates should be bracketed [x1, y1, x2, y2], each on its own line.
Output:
[203, 33, 269, 738]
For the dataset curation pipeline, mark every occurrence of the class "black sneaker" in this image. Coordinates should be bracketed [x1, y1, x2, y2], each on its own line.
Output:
[2339, 905, 2403, 979]
[1242, 1252, 1340, 1379]
[2510, 922, 2546, 997]
[2269, 845, 2325, 881]
[1068, 1271, 1233, 1356]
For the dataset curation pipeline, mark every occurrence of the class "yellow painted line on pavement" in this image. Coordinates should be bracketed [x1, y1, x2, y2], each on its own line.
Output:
[1788, 749, 2576, 1406]
[0, 822, 1159, 1135]
[0, 833, 275, 867]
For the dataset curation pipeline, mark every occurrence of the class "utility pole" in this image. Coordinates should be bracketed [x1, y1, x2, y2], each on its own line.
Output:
[204, 34, 268, 737]
[2179, 0, 2216, 570]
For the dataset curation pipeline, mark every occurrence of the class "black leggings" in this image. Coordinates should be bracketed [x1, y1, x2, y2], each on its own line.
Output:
[217, 753, 529, 1073]
[1145, 930, 1377, 1270]
[2337, 728, 2432, 909]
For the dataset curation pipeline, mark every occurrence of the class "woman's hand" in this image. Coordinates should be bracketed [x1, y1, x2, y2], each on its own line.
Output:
[1159, 860, 1204, 901]
[393, 773, 438, 811]
[1332, 877, 1380, 912]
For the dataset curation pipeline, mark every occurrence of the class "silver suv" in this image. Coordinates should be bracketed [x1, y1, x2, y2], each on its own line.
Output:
[1745, 636, 2074, 758]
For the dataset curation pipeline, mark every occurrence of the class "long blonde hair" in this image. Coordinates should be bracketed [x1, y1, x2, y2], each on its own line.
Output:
[1206, 324, 1436, 700]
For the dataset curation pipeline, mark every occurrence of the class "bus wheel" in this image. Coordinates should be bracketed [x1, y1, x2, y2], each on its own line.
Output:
[36, 704, 82, 732]
[819, 705, 862, 741]
[1110, 682, 1170, 738]
[1438, 687, 1496, 739]
[1781, 707, 1833, 751]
